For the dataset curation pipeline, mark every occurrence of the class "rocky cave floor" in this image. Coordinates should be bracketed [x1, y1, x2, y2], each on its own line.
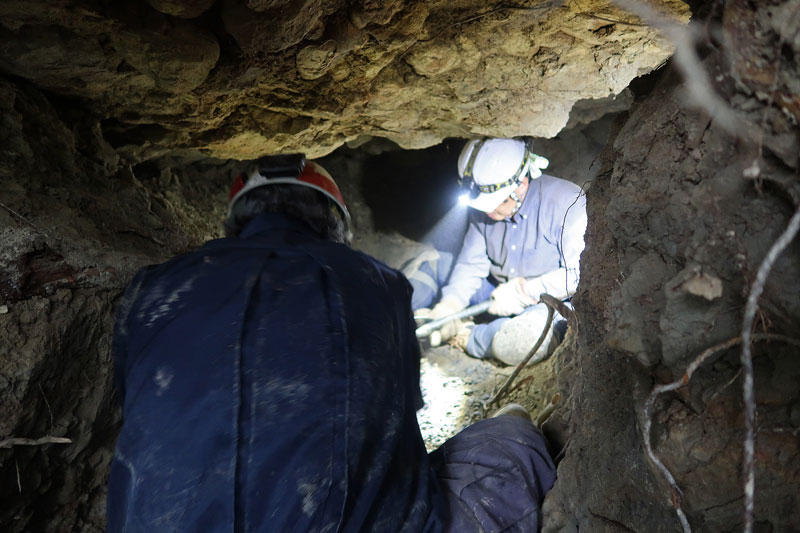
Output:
[418, 341, 561, 452]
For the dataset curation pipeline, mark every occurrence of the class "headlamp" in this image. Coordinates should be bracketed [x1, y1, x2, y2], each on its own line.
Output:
[457, 173, 480, 206]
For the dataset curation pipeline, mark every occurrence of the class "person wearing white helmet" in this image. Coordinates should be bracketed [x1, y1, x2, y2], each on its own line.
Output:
[419, 137, 587, 365]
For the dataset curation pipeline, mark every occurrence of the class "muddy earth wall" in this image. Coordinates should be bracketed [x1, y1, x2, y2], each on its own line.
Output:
[0, 78, 235, 530]
[543, 2, 800, 530]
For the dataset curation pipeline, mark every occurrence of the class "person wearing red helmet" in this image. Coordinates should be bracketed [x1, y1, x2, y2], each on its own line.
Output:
[225, 155, 352, 242]
[108, 153, 555, 532]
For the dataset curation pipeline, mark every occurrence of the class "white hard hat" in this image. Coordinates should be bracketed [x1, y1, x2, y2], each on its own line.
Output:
[458, 138, 549, 212]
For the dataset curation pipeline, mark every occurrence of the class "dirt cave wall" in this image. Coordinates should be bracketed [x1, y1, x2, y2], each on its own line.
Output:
[0, 77, 245, 531]
[542, 2, 800, 529]
[1, 0, 799, 532]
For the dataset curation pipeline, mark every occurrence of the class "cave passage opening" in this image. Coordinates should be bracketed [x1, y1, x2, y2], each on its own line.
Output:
[316, 107, 621, 449]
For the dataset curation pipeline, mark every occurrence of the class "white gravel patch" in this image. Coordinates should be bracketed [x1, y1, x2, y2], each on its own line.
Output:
[417, 358, 469, 451]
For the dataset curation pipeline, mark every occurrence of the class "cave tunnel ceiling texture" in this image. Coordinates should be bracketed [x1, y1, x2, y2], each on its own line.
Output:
[2, 0, 800, 532]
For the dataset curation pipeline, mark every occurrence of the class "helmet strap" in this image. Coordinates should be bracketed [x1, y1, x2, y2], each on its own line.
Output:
[460, 138, 486, 188]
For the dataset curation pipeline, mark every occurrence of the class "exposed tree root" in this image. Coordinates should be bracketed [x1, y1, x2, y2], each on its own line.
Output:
[612, 0, 753, 138]
[739, 204, 800, 532]
[487, 294, 556, 408]
[0, 436, 72, 449]
[640, 334, 800, 533]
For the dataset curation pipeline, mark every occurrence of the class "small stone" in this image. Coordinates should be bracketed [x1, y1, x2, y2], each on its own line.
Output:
[742, 161, 760, 179]
[0, 305, 7, 314]
[679, 272, 723, 301]
[689, 443, 714, 463]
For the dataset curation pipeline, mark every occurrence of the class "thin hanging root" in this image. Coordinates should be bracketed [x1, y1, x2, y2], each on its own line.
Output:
[487, 295, 556, 408]
[739, 204, 800, 533]
[0, 201, 46, 234]
[640, 334, 800, 533]
[0, 436, 72, 449]
[611, 0, 752, 138]
[535, 392, 561, 427]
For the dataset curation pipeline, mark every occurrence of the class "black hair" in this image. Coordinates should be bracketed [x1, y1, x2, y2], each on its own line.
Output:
[225, 184, 350, 244]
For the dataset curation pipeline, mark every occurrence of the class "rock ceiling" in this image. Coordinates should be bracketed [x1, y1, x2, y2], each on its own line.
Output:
[0, 0, 689, 160]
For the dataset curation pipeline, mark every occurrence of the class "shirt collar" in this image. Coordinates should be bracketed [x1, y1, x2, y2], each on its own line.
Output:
[506, 176, 541, 222]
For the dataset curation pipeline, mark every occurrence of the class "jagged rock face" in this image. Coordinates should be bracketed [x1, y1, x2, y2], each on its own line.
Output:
[0, 0, 687, 160]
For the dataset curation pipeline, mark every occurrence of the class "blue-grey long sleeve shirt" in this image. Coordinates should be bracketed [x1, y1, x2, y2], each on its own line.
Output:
[441, 174, 587, 307]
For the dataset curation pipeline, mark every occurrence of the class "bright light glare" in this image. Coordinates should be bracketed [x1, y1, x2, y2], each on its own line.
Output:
[458, 193, 470, 206]
[417, 358, 467, 451]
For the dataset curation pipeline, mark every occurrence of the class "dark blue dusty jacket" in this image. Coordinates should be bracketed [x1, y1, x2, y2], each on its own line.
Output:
[108, 213, 443, 532]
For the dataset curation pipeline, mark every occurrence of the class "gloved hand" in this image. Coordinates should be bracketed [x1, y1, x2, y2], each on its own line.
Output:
[419, 298, 463, 346]
[489, 277, 537, 316]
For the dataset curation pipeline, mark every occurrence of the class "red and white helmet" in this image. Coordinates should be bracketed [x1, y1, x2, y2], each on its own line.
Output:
[227, 155, 351, 231]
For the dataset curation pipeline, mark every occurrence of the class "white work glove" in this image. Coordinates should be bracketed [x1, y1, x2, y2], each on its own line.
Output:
[417, 298, 463, 346]
[489, 277, 537, 317]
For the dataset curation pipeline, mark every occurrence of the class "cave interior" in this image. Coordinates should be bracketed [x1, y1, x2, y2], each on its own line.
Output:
[1, 0, 799, 531]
